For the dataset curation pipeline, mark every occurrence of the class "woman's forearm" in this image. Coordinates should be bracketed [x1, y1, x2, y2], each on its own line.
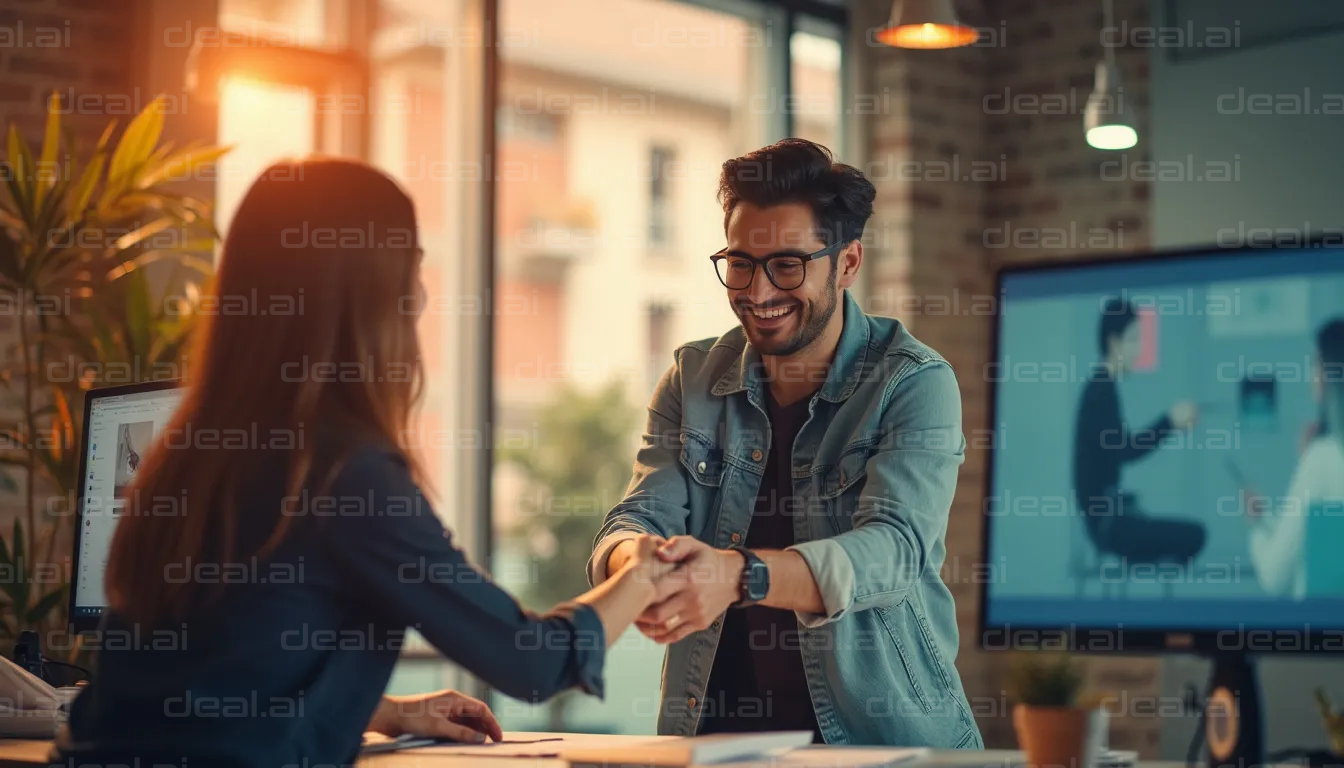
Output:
[575, 560, 665, 648]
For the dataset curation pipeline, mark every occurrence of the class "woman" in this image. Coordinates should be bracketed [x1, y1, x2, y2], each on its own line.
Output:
[58, 158, 673, 766]
[1246, 318, 1344, 598]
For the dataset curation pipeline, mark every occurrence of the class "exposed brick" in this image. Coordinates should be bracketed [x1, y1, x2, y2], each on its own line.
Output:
[7, 55, 78, 80]
[0, 81, 30, 102]
[872, 0, 1155, 754]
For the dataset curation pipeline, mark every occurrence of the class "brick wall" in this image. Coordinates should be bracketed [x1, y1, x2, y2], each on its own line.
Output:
[0, 0, 136, 566]
[0, 0, 135, 144]
[861, 0, 1160, 755]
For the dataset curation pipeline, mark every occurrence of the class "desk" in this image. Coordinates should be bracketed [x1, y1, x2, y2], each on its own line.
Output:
[0, 734, 1211, 768]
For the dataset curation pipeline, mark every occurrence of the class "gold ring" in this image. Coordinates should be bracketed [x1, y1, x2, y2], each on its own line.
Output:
[665, 615, 682, 630]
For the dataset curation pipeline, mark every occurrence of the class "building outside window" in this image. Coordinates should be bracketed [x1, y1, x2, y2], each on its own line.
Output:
[201, 0, 845, 736]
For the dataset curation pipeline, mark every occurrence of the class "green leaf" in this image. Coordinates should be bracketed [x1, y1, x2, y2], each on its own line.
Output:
[106, 249, 212, 281]
[33, 91, 62, 211]
[124, 268, 152, 357]
[111, 216, 179, 253]
[11, 518, 22, 569]
[6, 125, 33, 221]
[64, 151, 105, 227]
[138, 144, 232, 189]
[102, 96, 166, 209]
[23, 586, 63, 625]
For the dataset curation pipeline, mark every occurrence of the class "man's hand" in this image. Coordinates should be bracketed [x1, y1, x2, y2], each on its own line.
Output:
[636, 536, 744, 644]
[368, 690, 503, 742]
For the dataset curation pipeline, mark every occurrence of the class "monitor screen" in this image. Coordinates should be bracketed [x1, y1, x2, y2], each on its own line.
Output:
[983, 245, 1344, 643]
[72, 384, 185, 621]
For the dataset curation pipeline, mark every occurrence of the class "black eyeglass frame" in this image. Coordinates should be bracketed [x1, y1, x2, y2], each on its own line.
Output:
[709, 239, 850, 291]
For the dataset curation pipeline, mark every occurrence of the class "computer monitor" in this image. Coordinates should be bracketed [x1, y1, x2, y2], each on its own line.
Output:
[980, 241, 1344, 655]
[70, 380, 185, 632]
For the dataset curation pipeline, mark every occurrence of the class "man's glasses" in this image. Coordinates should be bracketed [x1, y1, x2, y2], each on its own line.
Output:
[710, 240, 849, 291]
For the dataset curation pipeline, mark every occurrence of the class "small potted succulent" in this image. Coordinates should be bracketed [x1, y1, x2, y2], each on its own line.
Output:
[1316, 689, 1344, 756]
[1008, 653, 1107, 768]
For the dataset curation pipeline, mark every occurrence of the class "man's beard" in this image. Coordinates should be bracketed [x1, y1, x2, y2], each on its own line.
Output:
[743, 263, 839, 357]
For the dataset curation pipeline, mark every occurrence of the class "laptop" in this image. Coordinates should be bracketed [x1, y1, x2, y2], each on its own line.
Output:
[69, 380, 185, 633]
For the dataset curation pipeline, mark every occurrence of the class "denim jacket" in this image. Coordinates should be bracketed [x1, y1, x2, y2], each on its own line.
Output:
[588, 291, 983, 748]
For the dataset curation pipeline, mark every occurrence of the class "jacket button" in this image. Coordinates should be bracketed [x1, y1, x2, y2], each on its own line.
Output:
[697, 461, 707, 473]
[688, 697, 697, 708]
[751, 449, 763, 462]
[730, 532, 741, 543]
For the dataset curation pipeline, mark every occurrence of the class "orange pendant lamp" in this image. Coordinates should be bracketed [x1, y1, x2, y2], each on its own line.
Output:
[875, 0, 979, 49]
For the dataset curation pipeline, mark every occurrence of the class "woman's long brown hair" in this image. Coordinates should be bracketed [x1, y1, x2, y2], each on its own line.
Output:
[105, 157, 426, 625]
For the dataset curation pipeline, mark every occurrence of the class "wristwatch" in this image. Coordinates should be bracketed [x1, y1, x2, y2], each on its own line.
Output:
[732, 549, 770, 608]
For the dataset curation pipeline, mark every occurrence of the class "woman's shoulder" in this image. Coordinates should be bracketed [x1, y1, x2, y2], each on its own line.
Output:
[1302, 434, 1344, 460]
[1299, 436, 1344, 489]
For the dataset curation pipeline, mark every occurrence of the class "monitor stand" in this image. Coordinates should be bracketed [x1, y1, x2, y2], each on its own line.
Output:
[1205, 652, 1263, 768]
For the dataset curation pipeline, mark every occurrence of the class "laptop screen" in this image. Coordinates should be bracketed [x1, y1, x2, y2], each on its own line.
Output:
[72, 384, 185, 621]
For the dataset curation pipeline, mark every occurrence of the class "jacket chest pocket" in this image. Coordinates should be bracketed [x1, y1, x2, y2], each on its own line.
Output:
[679, 433, 724, 487]
[679, 432, 727, 535]
[814, 445, 870, 536]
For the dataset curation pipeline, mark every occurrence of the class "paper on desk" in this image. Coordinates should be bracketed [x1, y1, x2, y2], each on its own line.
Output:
[418, 732, 650, 758]
[712, 747, 931, 768]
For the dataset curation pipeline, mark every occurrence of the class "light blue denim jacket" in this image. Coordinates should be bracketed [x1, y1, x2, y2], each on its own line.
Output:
[588, 291, 983, 748]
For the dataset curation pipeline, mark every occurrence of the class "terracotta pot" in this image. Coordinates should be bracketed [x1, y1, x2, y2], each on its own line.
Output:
[1013, 704, 1106, 768]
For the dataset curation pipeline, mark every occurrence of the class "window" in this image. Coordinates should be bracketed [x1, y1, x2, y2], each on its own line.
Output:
[498, 107, 560, 143]
[647, 303, 674, 390]
[202, 0, 848, 733]
[790, 22, 845, 156]
[489, 0, 782, 735]
[648, 146, 676, 248]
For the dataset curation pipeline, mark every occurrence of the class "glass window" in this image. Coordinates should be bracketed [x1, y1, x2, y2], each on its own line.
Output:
[649, 146, 676, 248]
[647, 303, 674, 391]
[490, 0, 776, 734]
[215, 79, 315, 234]
[790, 26, 843, 154]
[219, 0, 347, 48]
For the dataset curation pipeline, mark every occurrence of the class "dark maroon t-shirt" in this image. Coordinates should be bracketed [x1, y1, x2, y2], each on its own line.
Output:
[697, 389, 824, 743]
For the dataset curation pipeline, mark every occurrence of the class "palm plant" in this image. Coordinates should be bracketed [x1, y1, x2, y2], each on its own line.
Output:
[0, 92, 225, 640]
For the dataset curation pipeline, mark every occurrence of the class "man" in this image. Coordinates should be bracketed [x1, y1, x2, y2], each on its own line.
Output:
[1072, 298, 1205, 566]
[587, 139, 981, 747]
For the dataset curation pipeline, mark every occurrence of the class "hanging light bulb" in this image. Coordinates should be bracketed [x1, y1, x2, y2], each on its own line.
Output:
[875, 0, 979, 50]
[1085, 0, 1138, 150]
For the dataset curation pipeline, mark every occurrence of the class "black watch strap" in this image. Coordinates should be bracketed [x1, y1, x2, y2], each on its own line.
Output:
[732, 549, 769, 608]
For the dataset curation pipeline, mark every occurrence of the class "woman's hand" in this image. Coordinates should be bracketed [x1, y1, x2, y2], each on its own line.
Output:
[623, 534, 681, 602]
[368, 690, 503, 743]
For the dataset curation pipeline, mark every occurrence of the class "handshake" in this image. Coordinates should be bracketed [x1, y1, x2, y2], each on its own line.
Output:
[608, 533, 748, 645]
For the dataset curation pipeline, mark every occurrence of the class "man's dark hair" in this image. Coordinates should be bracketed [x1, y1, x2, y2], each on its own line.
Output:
[717, 138, 876, 247]
[1098, 297, 1139, 356]
[1318, 318, 1344, 369]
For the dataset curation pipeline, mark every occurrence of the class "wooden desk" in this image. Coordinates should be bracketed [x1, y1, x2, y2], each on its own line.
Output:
[0, 734, 1252, 768]
[0, 740, 51, 768]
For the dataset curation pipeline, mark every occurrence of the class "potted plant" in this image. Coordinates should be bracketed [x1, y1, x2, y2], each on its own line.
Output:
[1316, 688, 1344, 756]
[0, 91, 224, 649]
[1008, 652, 1107, 768]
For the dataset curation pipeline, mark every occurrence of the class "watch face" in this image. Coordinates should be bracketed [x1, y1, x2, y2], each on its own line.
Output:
[746, 560, 770, 601]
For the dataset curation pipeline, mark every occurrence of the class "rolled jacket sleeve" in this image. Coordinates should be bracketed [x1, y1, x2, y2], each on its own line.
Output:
[789, 361, 965, 627]
[588, 358, 692, 585]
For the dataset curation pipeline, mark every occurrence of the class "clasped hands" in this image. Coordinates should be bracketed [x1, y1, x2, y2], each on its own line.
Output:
[618, 533, 746, 645]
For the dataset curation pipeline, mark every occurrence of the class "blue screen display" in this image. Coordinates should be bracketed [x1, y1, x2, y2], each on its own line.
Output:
[985, 246, 1344, 631]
